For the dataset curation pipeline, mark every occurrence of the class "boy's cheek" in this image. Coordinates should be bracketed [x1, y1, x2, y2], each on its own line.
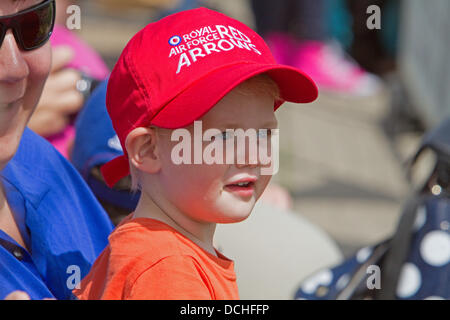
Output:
[162, 162, 226, 193]
[256, 175, 273, 200]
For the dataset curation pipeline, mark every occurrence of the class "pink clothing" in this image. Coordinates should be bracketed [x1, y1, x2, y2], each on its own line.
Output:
[264, 33, 382, 97]
[47, 25, 109, 158]
[50, 25, 109, 80]
[47, 125, 76, 159]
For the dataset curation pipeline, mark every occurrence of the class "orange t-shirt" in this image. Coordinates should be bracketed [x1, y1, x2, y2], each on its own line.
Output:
[73, 215, 239, 300]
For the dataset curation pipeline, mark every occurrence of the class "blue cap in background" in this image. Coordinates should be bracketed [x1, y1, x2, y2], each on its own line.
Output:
[72, 79, 140, 211]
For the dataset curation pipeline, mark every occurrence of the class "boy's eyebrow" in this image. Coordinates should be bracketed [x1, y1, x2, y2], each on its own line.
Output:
[263, 120, 279, 128]
[217, 121, 279, 129]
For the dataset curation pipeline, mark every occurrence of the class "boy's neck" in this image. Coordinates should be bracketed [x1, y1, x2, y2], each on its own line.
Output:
[133, 190, 218, 257]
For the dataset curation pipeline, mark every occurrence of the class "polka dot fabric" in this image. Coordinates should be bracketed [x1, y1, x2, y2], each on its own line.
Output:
[295, 197, 450, 300]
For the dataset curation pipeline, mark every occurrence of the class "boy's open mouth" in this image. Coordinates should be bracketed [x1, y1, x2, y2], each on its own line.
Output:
[224, 180, 256, 197]
[225, 181, 254, 188]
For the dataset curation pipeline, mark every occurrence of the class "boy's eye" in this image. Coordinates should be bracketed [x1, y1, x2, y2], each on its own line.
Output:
[257, 129, 271, 139]
[213, 129, 275, 141]
[258, 129, 275, 140]
[218, 131, 234, 140]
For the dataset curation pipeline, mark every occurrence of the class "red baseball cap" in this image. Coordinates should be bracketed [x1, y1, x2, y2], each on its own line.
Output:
[101, 7, 318, 187]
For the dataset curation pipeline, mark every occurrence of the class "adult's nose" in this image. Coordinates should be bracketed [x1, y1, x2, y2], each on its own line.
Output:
[0, 30, 29, 84]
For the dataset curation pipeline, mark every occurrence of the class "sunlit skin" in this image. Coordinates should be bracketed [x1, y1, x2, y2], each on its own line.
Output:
[0, 0, 52, 249]
[0, 0, 51, 171]
[128, 86, 278, 256]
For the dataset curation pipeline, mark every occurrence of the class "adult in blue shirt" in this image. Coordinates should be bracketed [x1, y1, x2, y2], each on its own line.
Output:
[0, 0, 113, 300]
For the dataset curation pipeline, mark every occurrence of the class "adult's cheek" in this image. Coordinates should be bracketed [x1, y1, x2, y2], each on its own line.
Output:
[0, 43, 52, 171]
[24, 43, 52, 116]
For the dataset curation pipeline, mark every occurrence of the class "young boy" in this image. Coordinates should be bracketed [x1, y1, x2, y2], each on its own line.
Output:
[73, 7, 317, 300]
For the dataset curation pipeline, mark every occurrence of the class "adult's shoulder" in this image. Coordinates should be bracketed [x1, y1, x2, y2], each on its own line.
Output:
[15, 128, 70, 171]
[6, 128, 113, 236]
[3, 128, 113, 299]
[10, 128, 96, 191]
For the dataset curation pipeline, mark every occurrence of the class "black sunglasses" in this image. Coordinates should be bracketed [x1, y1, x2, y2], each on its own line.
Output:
[0, 0, 55, 51]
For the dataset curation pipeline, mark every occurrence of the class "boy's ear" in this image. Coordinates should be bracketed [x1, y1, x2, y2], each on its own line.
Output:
[125, 127, 161, 174]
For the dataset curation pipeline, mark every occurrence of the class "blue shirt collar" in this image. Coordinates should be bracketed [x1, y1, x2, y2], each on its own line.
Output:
[1, 155, 51, 210]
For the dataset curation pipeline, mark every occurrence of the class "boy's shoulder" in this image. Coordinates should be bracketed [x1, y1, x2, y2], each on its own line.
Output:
[108, 216, 197, 263]
[76, 215, 238, 299]
[90, 217, 205, 295]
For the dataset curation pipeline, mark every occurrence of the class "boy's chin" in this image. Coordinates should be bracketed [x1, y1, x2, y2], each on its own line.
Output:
[212, 204, 256, 224]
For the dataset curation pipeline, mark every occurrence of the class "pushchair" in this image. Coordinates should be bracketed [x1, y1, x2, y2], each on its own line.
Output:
[295, 116, 450, 300]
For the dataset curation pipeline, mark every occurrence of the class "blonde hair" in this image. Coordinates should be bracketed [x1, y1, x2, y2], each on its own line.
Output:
[234, 73, 281, 101]
[128, 73, 280, 192]
[129, 162, 141, 192]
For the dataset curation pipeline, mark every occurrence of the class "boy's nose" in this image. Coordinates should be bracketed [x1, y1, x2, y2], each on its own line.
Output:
[0, 30, 29, 84]
[233, 133, 277, 176]
[234, 138, 263, 169]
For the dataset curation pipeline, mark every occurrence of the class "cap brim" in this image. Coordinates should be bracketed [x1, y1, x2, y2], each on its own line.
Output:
[150, 63, 318, 129]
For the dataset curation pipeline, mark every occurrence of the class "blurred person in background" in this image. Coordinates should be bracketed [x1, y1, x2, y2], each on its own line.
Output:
[28, 0, 109, 158]
[251, 0, 383, 97]
[344, 0, 399, 75]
